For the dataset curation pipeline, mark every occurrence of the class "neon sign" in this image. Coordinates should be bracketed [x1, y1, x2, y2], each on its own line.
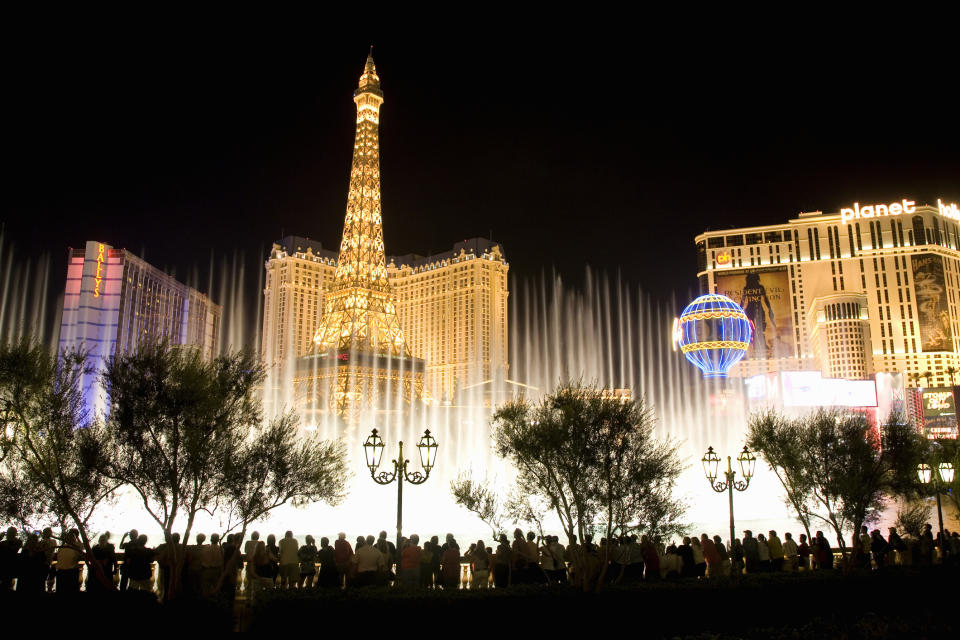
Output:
[93, 243, 105, 298]
[716, 251, 732, 266]
[839, 197, 960, 225]
[840, 199, 915, 224]
[939, 199, 960, 222]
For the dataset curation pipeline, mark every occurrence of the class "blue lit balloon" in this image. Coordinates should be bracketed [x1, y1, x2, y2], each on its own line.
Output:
[676, 294, 752, 378]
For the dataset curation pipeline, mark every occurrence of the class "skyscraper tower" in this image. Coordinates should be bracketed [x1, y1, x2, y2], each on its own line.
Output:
[296, 51, 424, 424]
[313, 51, 408, 356]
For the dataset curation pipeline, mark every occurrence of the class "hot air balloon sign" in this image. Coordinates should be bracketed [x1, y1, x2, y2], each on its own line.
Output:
[676, 294, 752, 378]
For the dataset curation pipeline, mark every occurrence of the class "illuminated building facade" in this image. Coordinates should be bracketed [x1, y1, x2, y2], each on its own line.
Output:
[695, 197, 960, 388]
[262, 236, 510, 406]
[261, 54, 509, 412]
[58, 240, 220, 414]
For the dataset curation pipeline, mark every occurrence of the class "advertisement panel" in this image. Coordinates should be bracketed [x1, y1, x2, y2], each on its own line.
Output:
[921, 387, 959, 439]
[911, 255, 953, 352]
[781, 371, 877, 408]
[780, 371, 823, 406]
[715, 268, 792, 359]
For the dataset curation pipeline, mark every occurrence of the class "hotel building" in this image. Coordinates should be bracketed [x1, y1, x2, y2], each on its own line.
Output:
[59, 240, 221, 414]
[694, 198, 960, 389]
[261, 235, 509, 404]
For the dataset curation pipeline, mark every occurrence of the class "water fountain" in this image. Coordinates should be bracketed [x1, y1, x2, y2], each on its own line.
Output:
[1, 225, 804, 543]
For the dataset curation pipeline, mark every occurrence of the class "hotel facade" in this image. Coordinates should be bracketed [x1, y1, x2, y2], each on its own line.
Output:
[260, 235, 509, 405]
[58, 240, 221, 414]
[695, 197, 960, 389]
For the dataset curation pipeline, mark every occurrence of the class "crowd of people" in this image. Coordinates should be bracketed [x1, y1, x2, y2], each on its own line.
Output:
[1, 523, 958, 598]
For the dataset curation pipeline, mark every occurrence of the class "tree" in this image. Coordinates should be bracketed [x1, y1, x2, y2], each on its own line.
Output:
[921, 371, 933, 387]
[908, 372, 920, 388]
[945, 366, 956, 387]
[218, 410, 349, 544]
[504, 488, 551, 539]
[100, 342, 264, 599]
[750, 408, 926, 551]
[0, 338, 118, 589]
[747, 410, 813, 541]
[450, 471, 505, 539]
[896, 502, 931, 538]
[492, 382, 685, 586]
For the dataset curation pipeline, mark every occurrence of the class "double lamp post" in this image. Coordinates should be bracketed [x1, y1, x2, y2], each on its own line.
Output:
[363, 428, 438, 553]
[702, 445, 757, 545]
[917, 460, 955, 544]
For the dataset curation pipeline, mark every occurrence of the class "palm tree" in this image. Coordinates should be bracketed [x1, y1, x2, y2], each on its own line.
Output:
[946, 366, 957, 388]
[921, 370, 933, 388]
[908, 372, 921, 388]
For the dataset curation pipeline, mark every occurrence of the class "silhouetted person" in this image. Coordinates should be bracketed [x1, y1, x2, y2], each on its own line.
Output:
[441, 537, 460, 589]
[742, 531, 759, 573]
[334, 533, 353, 588]
[125, 535, 154, 592]
[375, 530, 396, 581]
[298, 535, 318, 588]
[317, 537, 339, 588]
[87, 532, 117, 593]
[56, 530, 82, 595]
[118, 528, 138, 591]
[19, 532, 48, 593]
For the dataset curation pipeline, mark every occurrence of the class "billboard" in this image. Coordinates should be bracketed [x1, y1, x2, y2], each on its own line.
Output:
[911, 255, 953, 352]
[921, 387, 959, 439]
[748, 371, 878, 408]
[715, 268, 793, 359]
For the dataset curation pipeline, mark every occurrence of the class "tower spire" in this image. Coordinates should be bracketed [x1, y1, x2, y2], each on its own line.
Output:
[313, 54, 409, 357]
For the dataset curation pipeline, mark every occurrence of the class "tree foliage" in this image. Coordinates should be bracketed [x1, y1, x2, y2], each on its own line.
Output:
[491, 382, 685, 546]
[100, 343, 264, 597]
[747, 408, 926, 549]
[101, 344, 263, 541]
[450, 471, 505, 539]
[219, 410, 349, 537]
[747, 410, 813, 540]
[896, 502, 932, 538]
[0, 338, 117, 588]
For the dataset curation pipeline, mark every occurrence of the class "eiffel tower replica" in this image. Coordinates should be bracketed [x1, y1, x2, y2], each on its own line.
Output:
[296, 51, 425, 425]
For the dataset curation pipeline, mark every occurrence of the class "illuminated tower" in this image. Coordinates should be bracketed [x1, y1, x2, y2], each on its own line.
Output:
[313, 51, 408, 356]
[297, 51, 424, 423]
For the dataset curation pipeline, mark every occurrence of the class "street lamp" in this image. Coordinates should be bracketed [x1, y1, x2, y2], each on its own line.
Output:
[363, 428, 438, 553]
[702, 445, 756, 545]
[918, 460, 955, 544]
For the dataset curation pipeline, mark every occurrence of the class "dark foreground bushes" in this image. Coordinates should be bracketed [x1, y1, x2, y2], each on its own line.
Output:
[0, 590, 233, 632]
[1, 568, 952, 636]
[249, 567, 956, 636]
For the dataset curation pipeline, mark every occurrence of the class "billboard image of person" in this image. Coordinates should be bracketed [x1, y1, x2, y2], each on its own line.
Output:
[911, 255, 953, 352]
[715, 268, 792, 358]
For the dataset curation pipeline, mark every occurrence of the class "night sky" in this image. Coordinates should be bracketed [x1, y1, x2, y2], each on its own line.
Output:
[6, 31, 958, 317]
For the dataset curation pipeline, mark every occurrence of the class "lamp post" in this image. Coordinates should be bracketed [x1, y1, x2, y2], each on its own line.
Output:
[702, 445, 756, 545]
[363, 428, 438, 553]
[918, 461, 955, 544]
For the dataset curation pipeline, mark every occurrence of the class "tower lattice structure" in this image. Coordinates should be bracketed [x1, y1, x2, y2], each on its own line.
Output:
[298, 52, 423, 424]
[313, 52, 409, 357]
